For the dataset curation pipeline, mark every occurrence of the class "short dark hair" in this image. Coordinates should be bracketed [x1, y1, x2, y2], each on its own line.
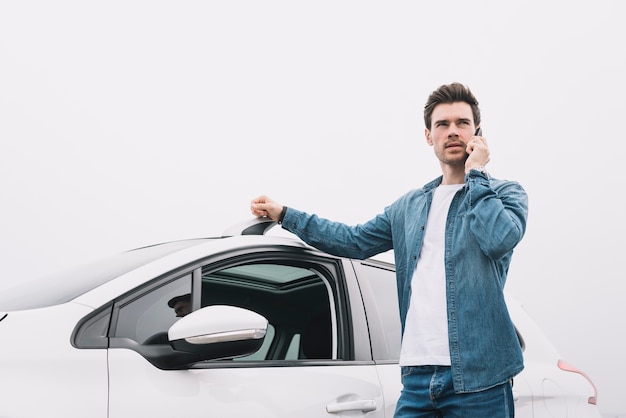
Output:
[423, 83, 481, 130]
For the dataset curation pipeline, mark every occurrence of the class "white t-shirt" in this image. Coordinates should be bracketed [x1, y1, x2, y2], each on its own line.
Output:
[399, 183, 464, 366]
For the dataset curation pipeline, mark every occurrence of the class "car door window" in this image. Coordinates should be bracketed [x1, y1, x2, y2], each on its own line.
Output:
[200, 262, 336, 361]
[108, 255, 346, 369]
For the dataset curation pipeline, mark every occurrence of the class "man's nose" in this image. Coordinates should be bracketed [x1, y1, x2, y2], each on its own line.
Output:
[447, 124, 460, 137]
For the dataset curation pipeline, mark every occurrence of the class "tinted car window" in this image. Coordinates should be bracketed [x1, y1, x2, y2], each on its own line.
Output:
[201, 263, 336, 361]
[115, 275, 192, 344]
[107, 255, 344, 369]
[355, 261, 401, 360]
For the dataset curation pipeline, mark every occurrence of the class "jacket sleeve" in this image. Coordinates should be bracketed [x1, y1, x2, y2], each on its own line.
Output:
[280, 207, 394, 260]
[465, 173, 529, 260]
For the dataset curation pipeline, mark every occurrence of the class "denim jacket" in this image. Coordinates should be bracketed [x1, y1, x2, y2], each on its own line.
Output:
[281, 170, 528, 393]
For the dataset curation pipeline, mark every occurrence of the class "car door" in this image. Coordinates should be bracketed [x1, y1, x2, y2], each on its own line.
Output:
[105, 247, 388, 417]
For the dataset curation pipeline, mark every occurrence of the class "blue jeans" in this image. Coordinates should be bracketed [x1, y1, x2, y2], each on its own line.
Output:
[394, 366, 514, 418]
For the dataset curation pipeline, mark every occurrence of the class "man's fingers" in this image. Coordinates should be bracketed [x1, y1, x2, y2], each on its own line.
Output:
[251, 196, 279, 219]
[250, 198, 267, 217]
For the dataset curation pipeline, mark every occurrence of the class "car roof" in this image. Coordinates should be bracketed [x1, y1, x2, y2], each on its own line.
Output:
[73, 222, 312, 309]
[0, 219, 311, 312]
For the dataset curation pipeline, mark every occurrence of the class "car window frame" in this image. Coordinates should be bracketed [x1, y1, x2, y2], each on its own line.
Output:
[82, 245, 368, 369]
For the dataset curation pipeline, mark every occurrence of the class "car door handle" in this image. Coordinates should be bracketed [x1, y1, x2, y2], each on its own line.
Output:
[326, 399, 377, 413]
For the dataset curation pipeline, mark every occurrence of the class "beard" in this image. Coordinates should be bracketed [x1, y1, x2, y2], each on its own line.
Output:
[436, 147, 469, 167]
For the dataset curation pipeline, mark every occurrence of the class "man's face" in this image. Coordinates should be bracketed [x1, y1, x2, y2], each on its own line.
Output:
[173, 300, 191, 317]
[425, 102, 477, 167]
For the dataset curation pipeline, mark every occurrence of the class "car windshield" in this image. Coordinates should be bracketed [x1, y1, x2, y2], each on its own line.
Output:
[0, 239, 210, 311]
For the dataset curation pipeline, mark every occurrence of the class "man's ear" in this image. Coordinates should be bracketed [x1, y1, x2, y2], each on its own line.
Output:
[425, 128, 433, 146]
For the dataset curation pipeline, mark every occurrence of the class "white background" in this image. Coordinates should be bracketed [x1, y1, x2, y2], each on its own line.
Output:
[1, 1, 624, 415]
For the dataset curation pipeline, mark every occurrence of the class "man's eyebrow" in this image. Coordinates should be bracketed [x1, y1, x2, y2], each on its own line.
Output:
[434, 116, 472, 125]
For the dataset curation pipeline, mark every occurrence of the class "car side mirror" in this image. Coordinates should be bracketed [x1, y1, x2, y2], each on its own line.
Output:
[168, 305, 268, 360]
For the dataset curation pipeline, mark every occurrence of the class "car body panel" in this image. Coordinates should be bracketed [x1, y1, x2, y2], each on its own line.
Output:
[108, 348, 386, 417]
[0, 303, 108, 417]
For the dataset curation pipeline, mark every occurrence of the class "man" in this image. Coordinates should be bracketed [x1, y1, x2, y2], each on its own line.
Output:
[251, 82, 528, 417]
[167, 294, 192, 318]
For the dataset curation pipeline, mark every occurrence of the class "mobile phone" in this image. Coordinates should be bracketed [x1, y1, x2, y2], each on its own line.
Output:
[467, 127, 483, 156]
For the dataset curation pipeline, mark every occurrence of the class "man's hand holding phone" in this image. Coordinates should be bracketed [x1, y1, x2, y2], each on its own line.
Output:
[465, 127, 490, 174]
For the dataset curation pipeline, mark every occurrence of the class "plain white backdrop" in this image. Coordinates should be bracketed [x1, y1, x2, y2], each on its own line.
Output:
[1, 1, 625, 415]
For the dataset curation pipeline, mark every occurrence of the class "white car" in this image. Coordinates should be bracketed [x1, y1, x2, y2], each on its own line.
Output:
[0, 218, 600, 417]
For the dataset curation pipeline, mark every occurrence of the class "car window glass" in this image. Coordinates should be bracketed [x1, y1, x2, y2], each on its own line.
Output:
[285, 334, 301, 359]
[359, 264, 401, 359]
[114, 275, 192, 344]
[201, 262, 336, 361]
[109, 258, 343, 368]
